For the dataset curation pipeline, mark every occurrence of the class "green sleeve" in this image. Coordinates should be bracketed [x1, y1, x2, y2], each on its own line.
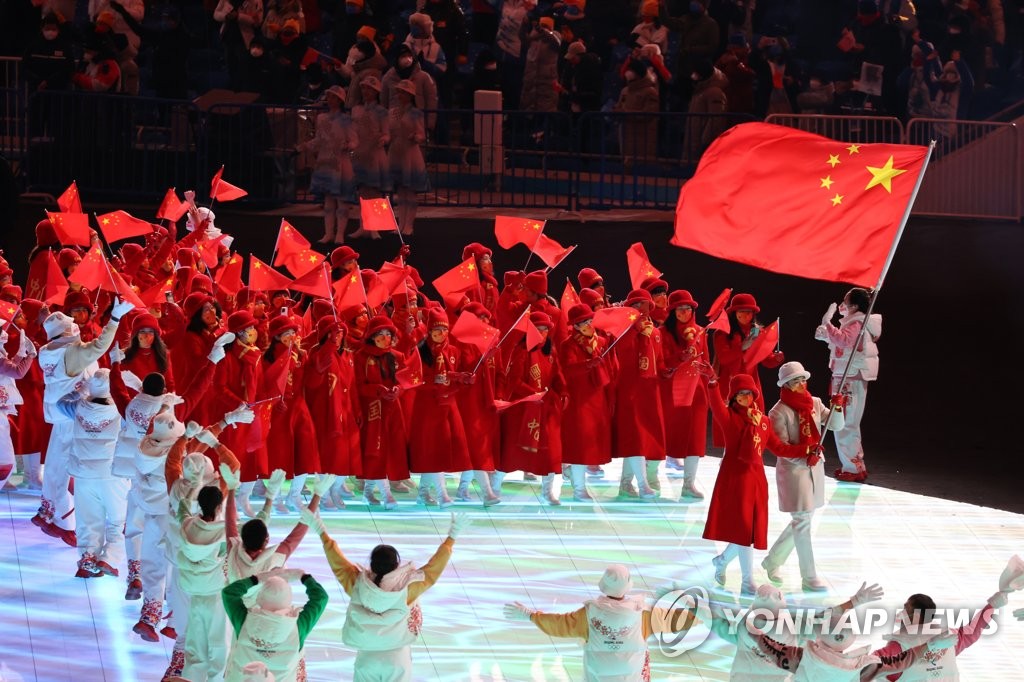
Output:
[296, 575, 329, 648]
[223, 576, 258, 636]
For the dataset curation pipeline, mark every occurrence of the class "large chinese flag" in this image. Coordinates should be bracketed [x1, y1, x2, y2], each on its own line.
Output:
[432, 257, 481, 307]
[215, 253, 245, 295]
[248, 255, 293, 291]
[333, 270, 367, 309]
[672, 123, 929, 287]
[532, 235, 574, 269]
[96, 210, 155, 242]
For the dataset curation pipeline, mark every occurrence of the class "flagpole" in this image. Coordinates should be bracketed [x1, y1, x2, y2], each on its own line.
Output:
[522, 220, 548, 271]
[815, 140, 935, 452]
[208, 165, 223, 214]
[324, 262, 339, 323]
[600, 321, 635, 360]
[1, 304, 21, 332]
[542, 244, 576, 275]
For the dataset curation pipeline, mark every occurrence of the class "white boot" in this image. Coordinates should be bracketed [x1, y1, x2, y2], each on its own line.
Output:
[380, 479, 397, 510]
[328, 479, 346, 510]
[570, 465, 593, 501]
[283, 474, 307, 512]
[792, 512, 827, 591]
[490, 471, 506, 496]
[646, 460, 661, 492]
[618, 461, 638, 497]
[475, 470, 501, 507]
[364, 480, 381, 506]
[737, 545, 757, 596]
[434, 473, 454, 508]
[456, 471, 473, 501]
[417, 475, 438, 506]
[628, 457, 657, 499]
[541, 474, 561, 505]
[337, 480, 355, 499]
[680, 456, 705, 500]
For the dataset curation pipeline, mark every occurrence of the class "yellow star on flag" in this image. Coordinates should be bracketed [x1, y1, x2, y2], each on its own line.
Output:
[308, 254, 317, 263]
[831, 193, 844, 206]
[846, 144, 860, 155]
[254, 261, 262, 269]
[864, 155, 907, 194]
[102, 217, 111, 225]
[467, 263, 476, 271]
[820, 176, 833, 189]
[628, 313, 638, 321]
[827, 154, 841, 168]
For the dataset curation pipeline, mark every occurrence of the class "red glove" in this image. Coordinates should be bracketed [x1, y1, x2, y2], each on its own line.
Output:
[585, 356, 603, 369]
[397, 244, 411, 260]
[806, 443, 824, 466]
[831, 393, 849, 409]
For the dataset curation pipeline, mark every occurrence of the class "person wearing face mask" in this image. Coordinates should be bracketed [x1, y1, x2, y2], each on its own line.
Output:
[214, 0, 265, 89]
[350, 75, 392, 220]
[614, 57, 659, 168]
[763, 362, 845, 592]
[345, 38, 387, 106]
[701, 372, 816, 595]
[659, 290, 709, 499]
[632, 0, 668, 55]
[355, 316, 411, 509]
[34, 296, 135, 546]
[686, 58, 729, 160]
[23, 14, 74, 97]
[386, 79, 429, 236]
[381, 43, 439, 130]
[815, 288, 881, 483]
[519, 15, 561, 116]
[558, 304, 612, 501]
[716, 32, 756, 115]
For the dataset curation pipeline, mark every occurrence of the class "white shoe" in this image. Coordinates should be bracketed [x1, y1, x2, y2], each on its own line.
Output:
[762, 559, 783, 585]
[802, 577, 828, 592]
[680, 481, 705, 500]
[523, 473, 538, 482]
[618, 482, 639, 498]
[417, 489, 438, 506]
[586, 466, 604, 477]
[741, 580, 759, 597]
[439, 496, 454, 509]
[638, 486, 658, 500]
[383, 496, 398, 511]
[483, 494, 501, 507]
[364, 490, 381, 506]
[712, 554, 727, 586]
[573, 489, 594, 502]
[390, 480, 413, 493]
[338, 482, 355, 499]
[455, 483, 471, 502]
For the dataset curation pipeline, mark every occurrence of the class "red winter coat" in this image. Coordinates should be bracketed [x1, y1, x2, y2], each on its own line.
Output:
[612, 321, 666, 460]
[259, 345, 321, 477]
[499, 343, 565, 475]
[210, 343, 264, 479]
[408, 341, 472, 474]
[5, 329, 50, 458]
[702, 383, 807, 549]
[455, 342, 499, 471]
[711, 324, 784, 446]
[120, 347, 176, 397]
[172, 328, 218, 425]
[559, 332, 612, 466]
[354, 346, 410, 481]
[305, 343, 362, 477]
[661, 323, 709, 458]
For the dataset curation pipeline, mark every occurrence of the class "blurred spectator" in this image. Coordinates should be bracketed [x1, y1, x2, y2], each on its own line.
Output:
[710, 0, 754, 52]
[685, 58, 728, 160]
[715, 32, 755, 114]
[214, 0, 265, 90]
[262, 0, 305, 40]
[381, 43, 438, 130]
[470, 0, 500, 46]
[898, 39, 942, 119]
[265, 18, 313, 103]
[838, 0, 902, 113]
[632, 0, 669, 56]
[520, 16, 561, 114]
[405, 13, 447, 81]
[92, 8, 140, 94]
[23, 14, 75, 93]
[1, 0, 43, 57]
[663, 0, 721, 108]
[89, 0, 143, 63]
[388, 79, 428, 236]
[559, 40, 602, 113]
[72, 31, 122, 92]
[940, 11, 984, 89]
[298, 62, 330, 102]
[583, 0, 632, 67]
[467, 48, 502, 105]
[111, 2, 196, 99]
[615, 58, 660, 167]
[420, 0, 468, 72]
[350, 75, 391, 221]
[495, 0, 536, 109]
[328, 0, 385, 59]
[750, 34, 801, 116]
[239, 35, 273, 95]
[948, 48, 974, 119]
[796, 71, 836, 114]
[933, 59, 962, 138]
[345, 38, 387, 105]
[555, 0, 592, 48]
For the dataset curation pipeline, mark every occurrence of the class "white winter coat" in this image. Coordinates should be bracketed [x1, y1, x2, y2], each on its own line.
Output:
[582, 595, 649, 682]
[815, 312, 882, 381]
[768, 397, 844, 512]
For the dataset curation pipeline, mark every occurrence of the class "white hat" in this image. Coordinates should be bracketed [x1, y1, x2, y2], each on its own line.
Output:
[149, 412, 186, 444]
[598, 564, 633, 598]
[186, 207, 216, 232]
[182, 452, 216, 485]
[86, 368, 111, 399]
[256, 576, 294, 613]
[241, 662, 276, 681]
[43, 311, 76, 340]
[777, 361, 811, 387]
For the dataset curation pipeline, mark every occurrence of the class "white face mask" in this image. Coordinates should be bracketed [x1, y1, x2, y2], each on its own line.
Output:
[838, 303, 850, 316]
[43, 29, 59, 40]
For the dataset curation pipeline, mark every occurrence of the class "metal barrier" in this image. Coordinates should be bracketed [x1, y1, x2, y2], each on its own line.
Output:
[765, 113, 905, 144]
[907, 119, 1021, 220]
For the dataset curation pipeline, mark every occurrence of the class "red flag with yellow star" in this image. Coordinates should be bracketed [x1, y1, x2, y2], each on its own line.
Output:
[451, 310, 500, 354]
[96, 210, 155, 243]
[210, 166, 248, 202]
[395, 351, 424, 390]
[140, 275, 175, 308]
[289, 262, 333, 299]
[156, 188, 188, 222]
[248, 255, 293, 292]
[672, 123, 929, 287]
[359, 197, 399, 232]
[431, 257, 481, 308]
[333, 269, 367, 310]
[215, 253, 244, 295]
[592, 306, 638, 338]
[626, 242, 663, 291]
[46, 211, 91, 247]
[494, 215, 546, 249]
[57, 181, 83, 213]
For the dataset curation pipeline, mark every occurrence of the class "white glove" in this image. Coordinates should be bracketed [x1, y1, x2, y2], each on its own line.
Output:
[447, 511, 470, 539]
[219, 463, 241, 491]
[109, 345, 126, 364]
[850, 582, 884, 608]
[110, 297, 135, 320]
[988, 591, 1010, 609]
[208, 344, 226, 364]
[195, 429, 219, 447]
[184, 421, 202, 438]
[298, 504, 327, 535]
[927, 632, 957, 652]
[503, 601, 535, 621]
[214, 331, 235, 348]
[259, 567, 305, 583]
[19, 333, 36, 359]
[264, 469, 287, 500]
[313, 474, 337, 497]
[1014, 608, 1024, 621]
[161, 393, 185, 408]
[822, 302, 838, 325]
[224, 405, 255, 426]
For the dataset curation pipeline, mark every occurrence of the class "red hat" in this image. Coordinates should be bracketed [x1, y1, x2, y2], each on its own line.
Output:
[727, 292, 760, 314]
[668, 290, 698, 310]
[503, 270, 525, 288]
[310, 298, 334, 322]
[176, 248, 197, 268]
[427, 308, 449, 330]
[578, 267, 603, 289]
[0, 284, 22, 303]
[0, 264, 12, 279]
[461, 242, 492, 262]
[268, 315, 299, 339]
[330, 245, 360, 269]
[640, 277, 669, 293]
[341, 305, 368, 324]
[461, 301, 490, 319]
[190, 273, 214, 295]
[524, 270, 548, 296]
[316, 316, 345, 339]
[529, 311, 553, 328]
[227, 309, 258, 334]
[183, 292, 215, 320]
[21, 298, 46, 326]
[568, 303, 594, 325]
[360, 268, 380, 293]
[63, 290, 92, 312]
[132, 313, 161, 335]
[625, 289, 653, 307]
[35, 219, 59, 247]
[58, 248, 82, 271]
[365, 315, 398, 339]
[121, 243, 144, 259]
[391, 290, 419, 308]
[235, 287, 257, 309]
[579, 287, 603, 307]
[728, 373, 760, 401]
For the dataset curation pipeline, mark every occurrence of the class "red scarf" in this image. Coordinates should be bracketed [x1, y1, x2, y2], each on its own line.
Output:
[779, 387, 819, 444]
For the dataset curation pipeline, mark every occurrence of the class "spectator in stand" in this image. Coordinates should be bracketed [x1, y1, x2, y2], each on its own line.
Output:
[559, 40, 602, 114]
[240, 35, 273, 96]
[420, 0, 469, 81]
[388, 79, 429, 236]
[898, 39, 941, 119]
[214, 0, 265, 91]
[467, 47, 502, 105]
[615, 58, 660, 168]
[632, 0, 668, 56]
[298, 62, 330, 103]
[329, 0, 376, 58]
[838, 0, 902, 114]
[715, 33, 755, 114]
[933, 59, 962, 140]
[749, 35, 801, 116]
[110, 2, 196, 99]
[520, 17, 562, 115]
[555, 0, 592, 48]
[72, 31, 122, 92]
[941, 10, 985, 90]
[344, 38, 386, 105]
[662, 0, 721, 108]
[265, 18, 320, 103]
[381, 43, 438, 131]
[640, 43, 672, 105]
[350, 75, 391, 216]
[23, 14, 74, 94]
[796, 70, 836, 114]
[494, 0, 536, 109]
[470, 0, 500, 46]
[91, 10, 138, 93]
[685, 58, 728, 161]
[586, 0, 634, 68]
[948, 48, 974, 119]
[710, 0, 755, 53]
[262, 0, 305, 40]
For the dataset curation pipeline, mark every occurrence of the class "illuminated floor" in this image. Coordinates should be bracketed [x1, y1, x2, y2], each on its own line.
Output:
[2, 458, 1023, 681]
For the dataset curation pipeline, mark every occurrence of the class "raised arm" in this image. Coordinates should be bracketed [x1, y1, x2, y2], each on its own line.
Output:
[296, 574, 329, 648]
[222, 575, 258, 636]
[406, 537, 455, 603]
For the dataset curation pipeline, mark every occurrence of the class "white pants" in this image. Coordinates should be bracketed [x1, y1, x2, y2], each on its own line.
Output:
[0, 417, 14, 488]
[182, 592, 228, 682]
[831, 377, 868, 473]
[141, 511, 170, 601]
[74, 476, 129, 565]
[123, 480, 143, 566]
[42, 421, 75, 530]
[764, 511, 817, 580]
[354, 647, 413, 682]
[168, 563, 190, 633]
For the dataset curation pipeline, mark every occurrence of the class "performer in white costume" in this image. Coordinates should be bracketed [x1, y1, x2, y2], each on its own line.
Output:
[0, 327, 35, 489]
